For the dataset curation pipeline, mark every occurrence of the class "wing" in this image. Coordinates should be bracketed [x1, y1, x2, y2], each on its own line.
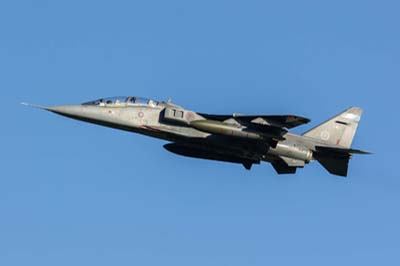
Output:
[199, 113, 310, 129]
[253, 115, 310, 129]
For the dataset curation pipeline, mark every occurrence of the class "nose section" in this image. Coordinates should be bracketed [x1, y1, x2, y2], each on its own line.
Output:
[23, 102, 115, 127]
[44, 105, 95, 123]
[45, 105, 83, 117]
[21, 103, 85, 118]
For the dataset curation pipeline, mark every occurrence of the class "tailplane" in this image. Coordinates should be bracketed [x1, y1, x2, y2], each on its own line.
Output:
[312, 146, 371, 177]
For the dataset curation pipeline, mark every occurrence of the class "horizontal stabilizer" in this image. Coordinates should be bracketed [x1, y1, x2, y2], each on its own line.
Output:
[315, 146, 372, 156]
[313, 145, 371, 177]
[314, 155, 350, 177]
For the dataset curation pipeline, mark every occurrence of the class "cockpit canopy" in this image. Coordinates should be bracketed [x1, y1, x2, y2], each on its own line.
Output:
[82, 96, 159, 107]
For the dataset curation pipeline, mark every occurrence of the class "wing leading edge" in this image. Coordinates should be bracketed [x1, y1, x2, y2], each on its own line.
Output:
[199, 113, 310, 129]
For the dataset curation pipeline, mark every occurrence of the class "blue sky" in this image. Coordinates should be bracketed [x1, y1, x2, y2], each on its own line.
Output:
[1, 0, 399, 265]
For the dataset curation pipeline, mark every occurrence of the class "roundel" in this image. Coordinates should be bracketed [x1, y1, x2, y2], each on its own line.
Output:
[138, 112, 144, 118]
[320, 130, 330, 141]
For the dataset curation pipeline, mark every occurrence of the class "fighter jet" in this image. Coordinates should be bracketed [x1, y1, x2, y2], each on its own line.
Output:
[23, 96, 370, 177]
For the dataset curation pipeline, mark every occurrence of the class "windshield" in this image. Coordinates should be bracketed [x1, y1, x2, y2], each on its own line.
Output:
[82, 96, 159, 107]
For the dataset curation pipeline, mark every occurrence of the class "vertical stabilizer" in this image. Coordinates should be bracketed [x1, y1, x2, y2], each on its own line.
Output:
[303, 107, 363, 148]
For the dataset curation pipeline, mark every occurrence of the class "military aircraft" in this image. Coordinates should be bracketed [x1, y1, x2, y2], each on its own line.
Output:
[23, 96, 370, 177]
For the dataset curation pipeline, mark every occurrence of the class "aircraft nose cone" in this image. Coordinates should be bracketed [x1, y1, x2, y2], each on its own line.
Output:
[21, 103, 83, 117]
[45, 105, 84, 117]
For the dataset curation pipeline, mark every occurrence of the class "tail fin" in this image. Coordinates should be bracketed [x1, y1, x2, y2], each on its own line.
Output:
[302, 107, 363, 148]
